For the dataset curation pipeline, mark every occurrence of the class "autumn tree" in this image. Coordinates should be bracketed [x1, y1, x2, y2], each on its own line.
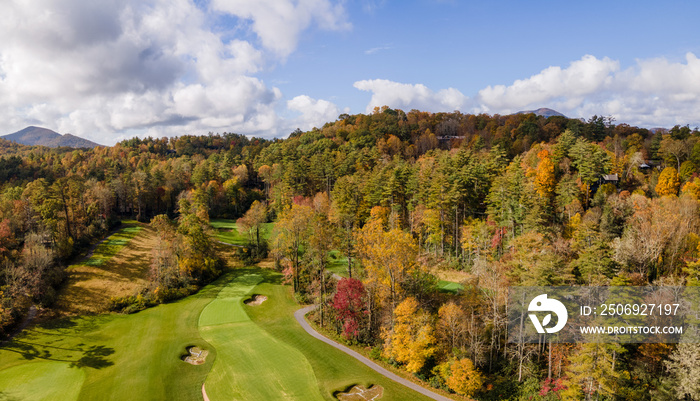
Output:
[384, 297, 436, 374]
[535, 149, 556, 199]
[332, 278, 367, 340]
[356, 208, 419, 322]
[659, 136, 690, 170]
[236, 200, 268, 249]
[442, 358, 484, 397]
[614, 194, 698, 278]
[175, 192, 222, 283]
[656, 166, 680, 196]
[272, 203, 314, 292]
[10, 232, 60, 306]
[437, 301, 467, 354]
[507, 231, 573, 286]
[149, 214, 182, 294]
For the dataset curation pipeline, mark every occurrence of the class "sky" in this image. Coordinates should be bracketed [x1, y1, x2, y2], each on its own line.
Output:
[2, 1, 700, 145]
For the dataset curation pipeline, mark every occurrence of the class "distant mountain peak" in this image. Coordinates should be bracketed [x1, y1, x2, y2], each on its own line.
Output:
[2, 126, 103, 148]
[516, 108, 567, 118]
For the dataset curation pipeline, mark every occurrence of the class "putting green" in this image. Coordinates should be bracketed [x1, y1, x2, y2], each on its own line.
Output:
[0, 361, 84, 401]
[200, 273, 325, 401]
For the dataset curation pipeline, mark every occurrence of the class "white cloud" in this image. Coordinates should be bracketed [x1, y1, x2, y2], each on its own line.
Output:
[477, 55, 619, 113]
[287, 95, 347, 131]
[209, 0, 350, 58]
[475, 53, 700, 127]
[355, 53, 700, 129]
[0, 0, 349, 144]
[353, 79, 469, 113]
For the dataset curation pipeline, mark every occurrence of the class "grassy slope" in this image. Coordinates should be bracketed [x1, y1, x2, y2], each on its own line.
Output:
[80, 223, 142, 267]
[246, 271, 435, 401]
[56, 222, 151, 315]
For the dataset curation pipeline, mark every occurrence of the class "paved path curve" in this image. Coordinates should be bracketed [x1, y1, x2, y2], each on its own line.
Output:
[294, 305, 453, 401]
[202, 383, 210, 401]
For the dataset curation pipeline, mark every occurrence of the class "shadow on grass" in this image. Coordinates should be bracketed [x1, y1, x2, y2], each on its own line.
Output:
[69, 345, 115, 369]
[2, 315, 115, 370]
[2, 340, 115, 370]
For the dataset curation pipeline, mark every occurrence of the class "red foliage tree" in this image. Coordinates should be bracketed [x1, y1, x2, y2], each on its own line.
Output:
[332, 278, 367, 340]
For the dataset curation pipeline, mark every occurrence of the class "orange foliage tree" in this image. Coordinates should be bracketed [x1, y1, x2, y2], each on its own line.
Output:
[535, 149, 556, 199]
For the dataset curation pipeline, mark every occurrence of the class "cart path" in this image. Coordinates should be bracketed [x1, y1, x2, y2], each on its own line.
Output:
[294, 305, 453, 401]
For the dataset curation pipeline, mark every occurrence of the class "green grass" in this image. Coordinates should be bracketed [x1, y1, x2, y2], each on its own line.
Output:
[210, 219, 274, 246]
[328, 250, 350, 278]
[0, 361, 85, 401]
[438, 280, 464, 294]
[200, 270, 325, 401]
[0, 275, 219, 400]
[79, 223, 142, 267]
[245, 271, 435, 401]
[1, 266, 437, 400]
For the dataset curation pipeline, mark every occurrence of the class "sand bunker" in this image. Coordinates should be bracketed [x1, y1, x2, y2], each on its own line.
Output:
[244, 294, 268, 306]
[337, 385, 384, 401]
[182, 346, 209, 365]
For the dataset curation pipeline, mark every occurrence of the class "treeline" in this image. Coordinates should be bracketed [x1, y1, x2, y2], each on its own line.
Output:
[254, 109, 700, 400]
[0, 132, 266, 331]
[1, 108, 700, 399]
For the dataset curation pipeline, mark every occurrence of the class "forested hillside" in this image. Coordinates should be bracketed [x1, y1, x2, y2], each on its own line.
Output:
[1, 107, 699, 400]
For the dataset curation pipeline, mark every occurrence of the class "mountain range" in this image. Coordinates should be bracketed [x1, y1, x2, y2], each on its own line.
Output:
[516, 108, 567, 118]
[1, 126, 102, 148]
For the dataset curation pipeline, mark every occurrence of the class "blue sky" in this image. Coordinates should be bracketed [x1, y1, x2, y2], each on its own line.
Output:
[1, 0, 700, 144]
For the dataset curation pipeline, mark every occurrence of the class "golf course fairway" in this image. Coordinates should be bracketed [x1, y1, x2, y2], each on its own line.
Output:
[0, 267, 435, 401]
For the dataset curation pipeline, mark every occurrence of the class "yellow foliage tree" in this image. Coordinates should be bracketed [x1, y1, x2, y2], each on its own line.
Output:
[437, 302, 466, 353]
[386, 297, 436, 373]
[356, 214, 418, 315]
[682, 178, 700, 200]
[445, 358, 483, 397]
[535, 149, 555, 199]
[656, 166, 680, 196]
